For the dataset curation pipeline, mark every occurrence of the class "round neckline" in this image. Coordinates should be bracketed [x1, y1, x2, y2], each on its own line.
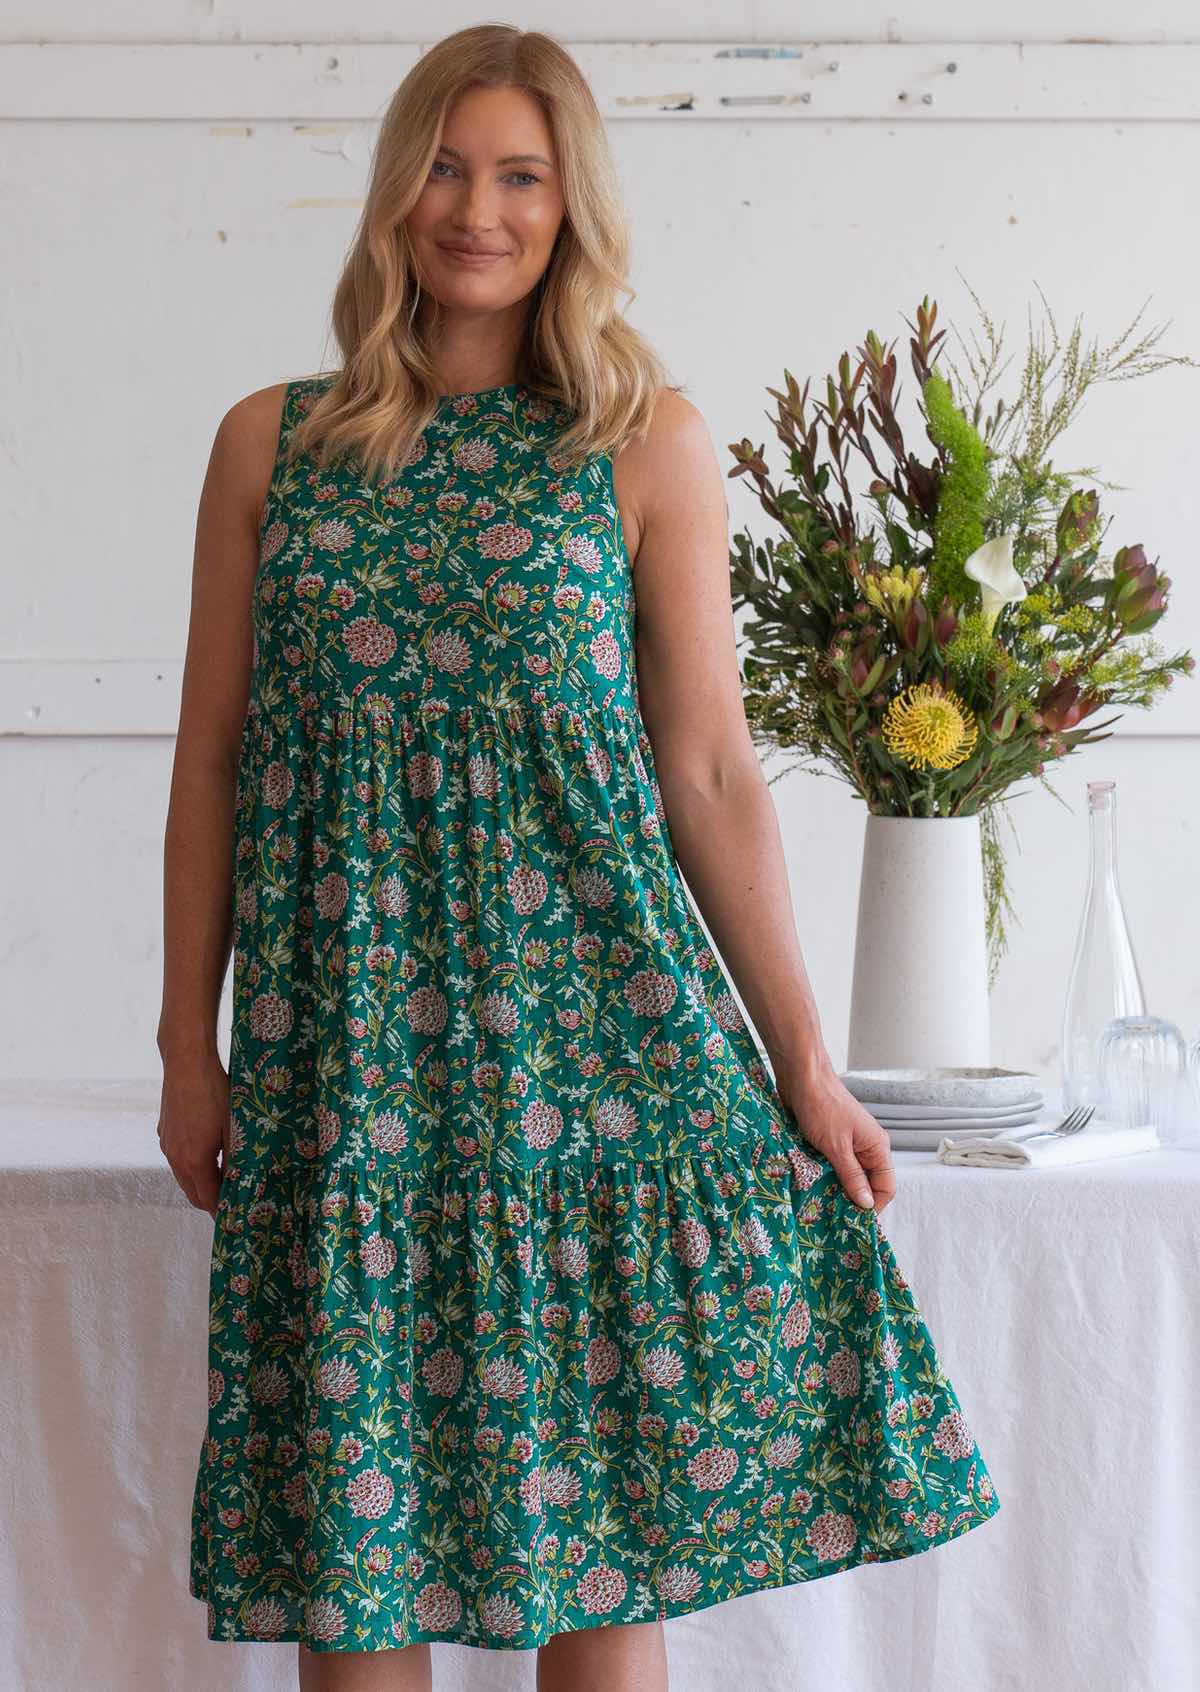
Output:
[436, 381, 523, 404]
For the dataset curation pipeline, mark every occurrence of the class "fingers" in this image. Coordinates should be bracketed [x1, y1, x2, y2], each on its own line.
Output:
[857, 1133, 898, 1213]
[825, 1141, 876, 1211]
[167, 1155, 221, 1218]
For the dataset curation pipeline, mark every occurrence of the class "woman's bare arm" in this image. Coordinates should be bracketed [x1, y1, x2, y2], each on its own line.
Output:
[155, 383, 286, 1215]
[616, 391, 894, 1213]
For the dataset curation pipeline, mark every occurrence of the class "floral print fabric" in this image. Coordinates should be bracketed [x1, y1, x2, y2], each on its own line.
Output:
[188, 375, 1001, 1651]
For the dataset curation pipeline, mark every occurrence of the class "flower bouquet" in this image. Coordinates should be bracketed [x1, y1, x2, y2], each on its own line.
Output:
[728, 287, 1195, 1062]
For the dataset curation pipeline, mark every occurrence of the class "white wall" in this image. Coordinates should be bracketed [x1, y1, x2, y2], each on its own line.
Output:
[3, 7, 1199, 1080]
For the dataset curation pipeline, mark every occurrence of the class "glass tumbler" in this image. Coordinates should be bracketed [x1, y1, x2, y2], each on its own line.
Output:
[1097, 1014, 1191, 1144]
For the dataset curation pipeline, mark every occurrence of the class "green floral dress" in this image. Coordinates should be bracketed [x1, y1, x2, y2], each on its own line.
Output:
[189, 375, 1001, 1652]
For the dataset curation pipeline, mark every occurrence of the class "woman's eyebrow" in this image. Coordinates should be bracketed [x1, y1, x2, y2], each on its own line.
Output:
[437, 143, 553, 168]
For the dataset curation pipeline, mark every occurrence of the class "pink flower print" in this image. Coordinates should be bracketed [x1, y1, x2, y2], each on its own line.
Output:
[521, 1098, 564, 1150]
[346, 1467, 395, 1519]
[589, 628, 622, 679]
[245, 1597, 290, 1639]
[826, 1348, 861, 1398]
[421, 1346, 465, 1397]
[360, 1113, 397, 1166]
[405, 985, 448, 1035]
[313, 518, 355, 553]
[584, 741, 612, 784]
[550, 1234, 589, 1280]
[429, 629, 472, 674]
[594, 1096, 638, 1143]
[519, 1468, 542, 1514]
[261, 760, 294, 808]
[573, 867, 615, 909]
[477, 992, 519, 1036]
[249, 1361, 290, 1407]
[467, 754, 501, 797]
[314, 871, 349, 921]
[806, 1510, 858, 1563]
[685, 1444, 738, 1490]
[259, 519, 288, 563]
[542, 1464, 583, 1509]
[317, 1359, 358, 1407]
[408, 1237, 432, 1283]
[640, 1345, 685, 1390]
[507, 863, 548, 914]
[249, 992, 293, 1042]
[623, 969, 678, 1018]
[932, 1409, 976, 1461]
[564, 532, 604, 574]
[494, 580, 528, 612]
[575, 1563, 627, 1616]
[453, 435, 500, 472]
[304, 1597, 348, 1644]
[585, 1335, 621, 1387]
[670, 1217, 711, 1268]
[482, 1356, 527, 1402]
[406, 751, 443, 798]
[360, 1232, 398, 1278]
[208, 1368, 225, 1408]
[711, 991, 747, 1032]
[413, 1580, 463, 1631]
[655, 1565, 702, 1604]
[481, 1593, 524, 1640]
[736, 1213, 772, 1257]
[477, 520, 534, 560]
[342, 615, 397, 667]
[375, 874, 409, 918]
[765, 1432, 805, 1469]
[782, 1297, 812, 1348]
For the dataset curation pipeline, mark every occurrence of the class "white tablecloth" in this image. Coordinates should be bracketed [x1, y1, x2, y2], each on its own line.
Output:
[1, 1077, 1197, 1692]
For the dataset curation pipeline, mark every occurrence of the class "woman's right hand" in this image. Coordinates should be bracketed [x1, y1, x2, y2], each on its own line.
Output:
[157, 1055, 231, 1219]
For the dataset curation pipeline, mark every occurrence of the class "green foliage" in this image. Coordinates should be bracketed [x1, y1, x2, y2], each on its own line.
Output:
[727, 289, 1198, 985]
[922, 370, 990, 608]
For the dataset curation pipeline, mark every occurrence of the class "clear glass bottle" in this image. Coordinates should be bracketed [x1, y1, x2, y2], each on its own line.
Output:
[1060, 780, 1147, 1111]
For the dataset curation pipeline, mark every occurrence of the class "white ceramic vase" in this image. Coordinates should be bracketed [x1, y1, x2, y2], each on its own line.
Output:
[846, 814, 991, 1070]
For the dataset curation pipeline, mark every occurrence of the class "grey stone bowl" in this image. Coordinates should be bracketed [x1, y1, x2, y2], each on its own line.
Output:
[838, 1066, 1042, 1109]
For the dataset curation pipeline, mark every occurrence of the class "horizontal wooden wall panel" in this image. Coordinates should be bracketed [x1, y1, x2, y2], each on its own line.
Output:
[2, 41, 1200, 123]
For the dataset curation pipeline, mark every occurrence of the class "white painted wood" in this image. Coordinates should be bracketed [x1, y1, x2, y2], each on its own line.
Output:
[3, 14, 1198, 1082]
[4, 41, 1200, 122]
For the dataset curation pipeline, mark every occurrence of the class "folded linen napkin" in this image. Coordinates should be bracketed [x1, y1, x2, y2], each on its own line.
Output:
[936, 1120, 1159, 1168]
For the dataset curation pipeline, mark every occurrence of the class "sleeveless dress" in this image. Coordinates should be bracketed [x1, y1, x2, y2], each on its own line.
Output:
[188, 374, 1001, 1652]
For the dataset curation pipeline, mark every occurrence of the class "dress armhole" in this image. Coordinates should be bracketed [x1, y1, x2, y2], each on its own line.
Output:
[259, 378, 298, 530]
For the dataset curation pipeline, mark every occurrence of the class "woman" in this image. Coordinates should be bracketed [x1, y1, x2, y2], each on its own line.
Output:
[159, 24, 1001, 1691]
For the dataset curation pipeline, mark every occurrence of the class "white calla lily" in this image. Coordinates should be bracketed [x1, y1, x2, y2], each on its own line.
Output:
[963, 533, 1026, 634]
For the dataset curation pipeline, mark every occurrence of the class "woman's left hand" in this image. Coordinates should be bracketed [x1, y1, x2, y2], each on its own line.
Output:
[773, 1059, 898, 1217]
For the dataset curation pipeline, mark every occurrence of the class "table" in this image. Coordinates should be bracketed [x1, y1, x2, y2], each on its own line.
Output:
[1, 1077, 1197, 1692]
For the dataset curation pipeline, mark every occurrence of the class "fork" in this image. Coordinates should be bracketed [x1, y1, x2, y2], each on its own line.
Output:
[1001, 1102, 1097, 1143]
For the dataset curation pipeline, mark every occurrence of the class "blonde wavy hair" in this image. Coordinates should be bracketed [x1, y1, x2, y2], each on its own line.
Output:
[286, 24, 680, 483]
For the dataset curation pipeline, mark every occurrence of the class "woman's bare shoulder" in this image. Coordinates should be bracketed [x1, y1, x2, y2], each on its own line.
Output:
[613, 386, 722, 566]
[205, 381, 293, 526]
[619, 386, 718, 491]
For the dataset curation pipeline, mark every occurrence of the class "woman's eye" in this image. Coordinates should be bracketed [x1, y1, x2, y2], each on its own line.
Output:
[430, 160, 540, 187]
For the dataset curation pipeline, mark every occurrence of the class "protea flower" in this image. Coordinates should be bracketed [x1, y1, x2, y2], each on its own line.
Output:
[881, 680, 979, 771]
[963, 534, 1026, 634]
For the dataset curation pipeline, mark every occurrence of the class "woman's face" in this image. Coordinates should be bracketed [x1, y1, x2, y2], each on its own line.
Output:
[408, 84, 565, 318]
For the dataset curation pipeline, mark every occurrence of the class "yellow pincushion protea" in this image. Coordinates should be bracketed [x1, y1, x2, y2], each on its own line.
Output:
[882, 680, 978, 770]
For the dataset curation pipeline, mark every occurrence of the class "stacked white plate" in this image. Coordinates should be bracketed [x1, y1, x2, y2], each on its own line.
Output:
[838, 1066, 1045, 1151]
